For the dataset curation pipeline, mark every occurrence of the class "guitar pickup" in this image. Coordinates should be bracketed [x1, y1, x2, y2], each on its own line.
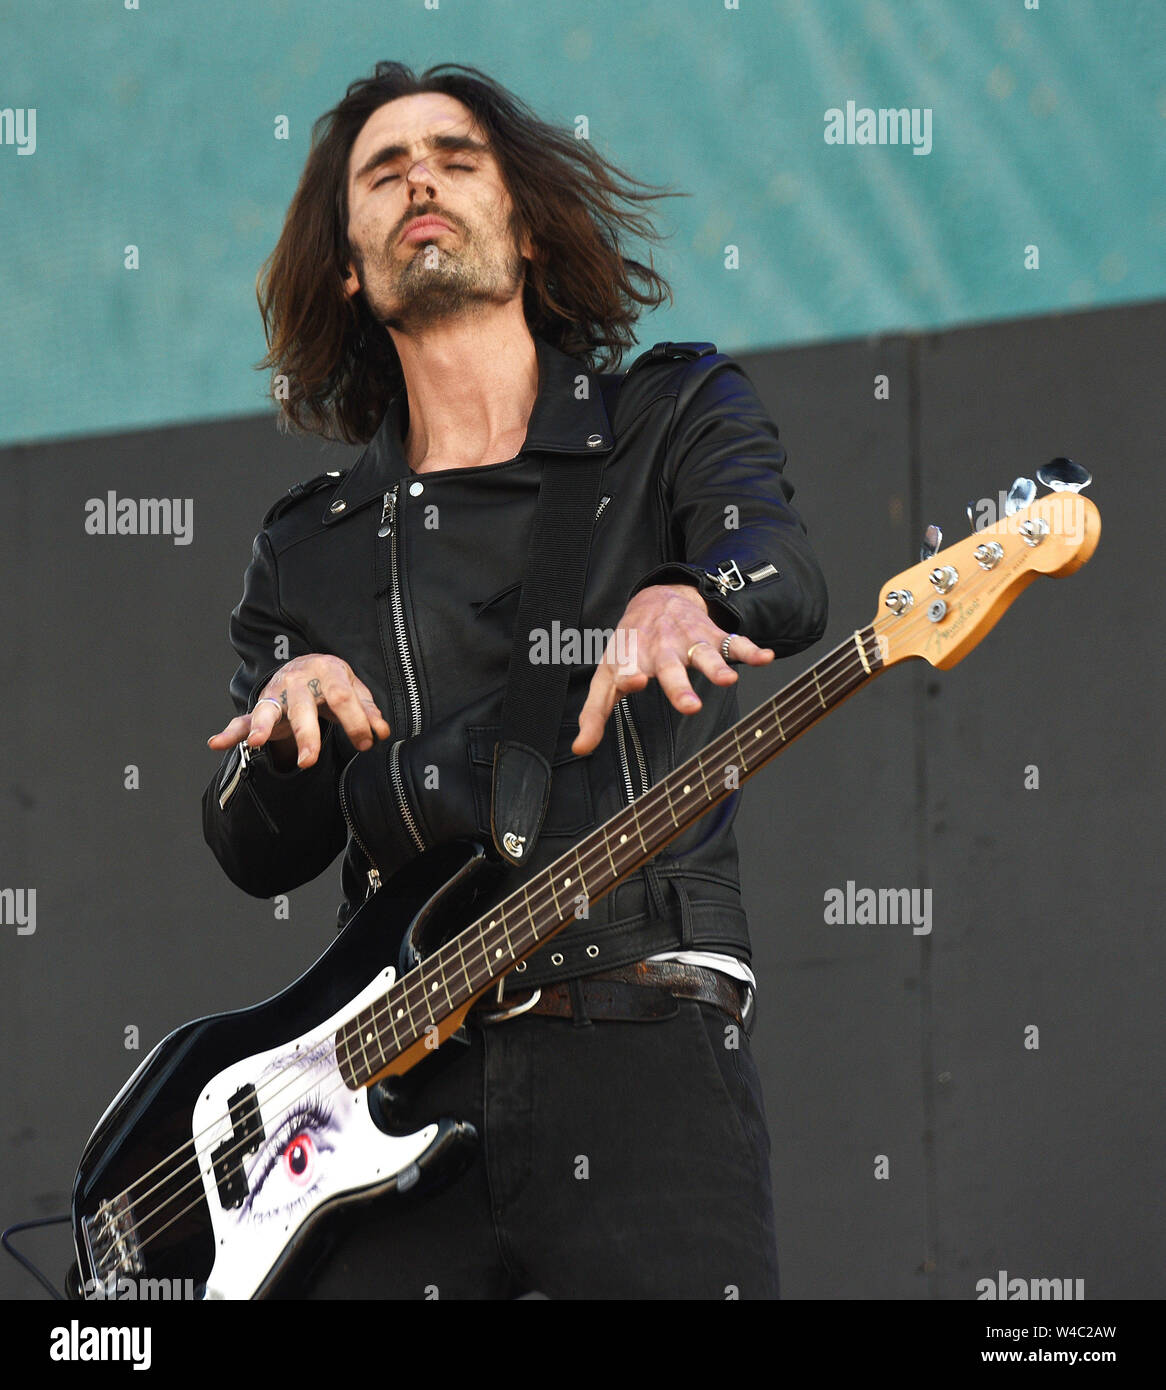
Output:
[210, 1083, 265, 1210]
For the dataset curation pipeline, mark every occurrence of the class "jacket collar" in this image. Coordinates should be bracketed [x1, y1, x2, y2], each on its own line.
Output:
[320, 332, 614, 526]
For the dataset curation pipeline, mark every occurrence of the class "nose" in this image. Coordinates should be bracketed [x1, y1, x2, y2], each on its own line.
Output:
[405, 156, 439, 195]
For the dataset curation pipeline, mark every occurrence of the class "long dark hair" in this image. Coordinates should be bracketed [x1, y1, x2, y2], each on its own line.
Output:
[254, 61, 685, 444]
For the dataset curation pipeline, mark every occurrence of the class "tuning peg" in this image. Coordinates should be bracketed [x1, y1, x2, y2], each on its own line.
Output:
[966, 500, 979, 533]
[920, 524, 942, 561]
[1004, 477, 1036, 516]
[1036, 457, 1091, 493]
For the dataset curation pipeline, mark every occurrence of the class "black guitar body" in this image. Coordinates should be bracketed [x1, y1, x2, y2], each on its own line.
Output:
[67, 837, 504, 1301]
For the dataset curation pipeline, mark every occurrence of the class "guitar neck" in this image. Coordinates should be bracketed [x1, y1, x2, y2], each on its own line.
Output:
[336, 626, 885, 1088]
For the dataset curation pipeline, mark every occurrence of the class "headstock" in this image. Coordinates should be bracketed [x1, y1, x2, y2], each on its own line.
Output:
[875, 459, 1100, 670]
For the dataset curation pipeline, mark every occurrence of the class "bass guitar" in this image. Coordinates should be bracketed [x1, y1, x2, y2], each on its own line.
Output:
[67, 463, 1099, 1299]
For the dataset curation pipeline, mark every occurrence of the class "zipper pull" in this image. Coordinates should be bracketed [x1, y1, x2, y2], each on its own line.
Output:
[377, 484, 398, 538]
[366, 866, 382, 897]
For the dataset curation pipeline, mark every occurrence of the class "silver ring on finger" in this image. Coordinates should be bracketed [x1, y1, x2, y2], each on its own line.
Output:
[685, 641, 710, 664]
[721, 634, 738, 663]
[254, 696, 284, 719]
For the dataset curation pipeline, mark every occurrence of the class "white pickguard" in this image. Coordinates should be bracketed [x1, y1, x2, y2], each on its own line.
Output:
[192, 966, 439, 1299]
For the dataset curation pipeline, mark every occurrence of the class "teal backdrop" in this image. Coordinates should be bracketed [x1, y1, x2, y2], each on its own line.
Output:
[1, 0, 1164, 445]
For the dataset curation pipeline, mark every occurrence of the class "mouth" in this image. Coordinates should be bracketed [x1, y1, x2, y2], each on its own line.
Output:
[399, 217, 453, 244]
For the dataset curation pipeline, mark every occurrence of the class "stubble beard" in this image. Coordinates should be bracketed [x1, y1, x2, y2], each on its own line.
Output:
[356, 218, 527, 333]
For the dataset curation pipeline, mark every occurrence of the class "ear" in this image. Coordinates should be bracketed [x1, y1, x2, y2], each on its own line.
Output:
[342, 263, 361, 300]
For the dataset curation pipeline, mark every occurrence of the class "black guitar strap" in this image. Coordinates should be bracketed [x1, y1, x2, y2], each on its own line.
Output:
[489, 452, 606, 868]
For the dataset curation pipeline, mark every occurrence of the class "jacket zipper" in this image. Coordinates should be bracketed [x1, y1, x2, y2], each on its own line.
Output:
[363, 486, 617, 881]
[338, 759, 383, 899]
[371, 485, 429, 880]
[389, 737, 427, 854]
[379, 484, 423, 736]
[615, 697, 649, 803]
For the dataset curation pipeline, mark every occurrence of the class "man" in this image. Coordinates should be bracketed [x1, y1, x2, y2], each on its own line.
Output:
[203, 61, 828, 1299]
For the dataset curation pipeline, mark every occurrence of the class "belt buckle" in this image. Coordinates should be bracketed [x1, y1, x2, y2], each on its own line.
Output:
[472, 978, 543, 1026]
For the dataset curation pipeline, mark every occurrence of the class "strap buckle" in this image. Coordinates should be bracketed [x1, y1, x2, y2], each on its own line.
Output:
[472, 979, 543, 1026]
[706, 558, 745, 594]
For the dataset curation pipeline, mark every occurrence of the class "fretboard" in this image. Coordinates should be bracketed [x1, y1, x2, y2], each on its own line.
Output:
[336, 626, 884, 1087]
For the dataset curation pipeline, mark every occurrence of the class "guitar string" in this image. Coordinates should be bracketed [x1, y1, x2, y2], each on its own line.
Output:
[108, 621, 895, 1263]
[105, 504, 1069, 1234]
[120, 635, 884, 1264]
[95, 510, 1066, 1272]
[102, 625, 889, 1260]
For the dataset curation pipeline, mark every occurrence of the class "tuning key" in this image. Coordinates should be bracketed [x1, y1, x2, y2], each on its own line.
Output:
[919, 524, 942, 562]
[1036, 457, 1091, 493]
[1004, 477, 1036, 515]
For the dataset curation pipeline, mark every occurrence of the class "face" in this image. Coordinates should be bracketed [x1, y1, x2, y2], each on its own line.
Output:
[341, 92, 533, 332]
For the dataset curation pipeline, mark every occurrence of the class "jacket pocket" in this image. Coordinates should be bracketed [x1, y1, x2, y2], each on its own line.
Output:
[467, 720, 594, 838]
[338, 741, 424, 887]
[470, 494, 615, 621]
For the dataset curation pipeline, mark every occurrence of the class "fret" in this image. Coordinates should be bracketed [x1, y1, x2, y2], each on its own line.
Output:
[811, 666, 827, 710]
[455, 933, 473, 996]
[416, 979, 439, 1043]
[664, 779, 678, 826]
[520, 882, 537, 943]
[773, 698, 786, 742]
[355, 1010, 373, 1080]
[570, 845, 587, 906]
[336, 1024, 352, 1085]
[603, 824, 618, 879]
[610, 811, 635, 872]
[547, 865, 563, 920]
[383, 998, 403, 1058]
[695, 751, 713, 802]
[482, 915, 507, 979]
[631, 801, 648, 855]
[430, 960, 453, 1013]
[390, 978, 417, 1037]
[368, 1008, 386, 1075]
[729, 721, 746, 778]
[497, 904, 514, 955]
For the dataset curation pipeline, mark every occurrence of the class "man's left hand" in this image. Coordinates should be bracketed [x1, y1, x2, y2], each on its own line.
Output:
[571, 583, 775, 756]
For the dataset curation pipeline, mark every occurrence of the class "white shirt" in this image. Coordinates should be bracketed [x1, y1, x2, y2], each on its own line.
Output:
[649, 950, 756, 989]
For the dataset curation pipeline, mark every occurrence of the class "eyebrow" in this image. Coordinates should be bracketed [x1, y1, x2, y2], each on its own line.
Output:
[352, 133, 490, 188]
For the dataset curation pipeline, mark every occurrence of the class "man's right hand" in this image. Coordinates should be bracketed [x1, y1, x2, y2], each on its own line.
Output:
[207, 655, 391, 770]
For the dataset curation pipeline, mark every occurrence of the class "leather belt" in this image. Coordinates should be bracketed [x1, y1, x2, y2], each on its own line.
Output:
[470, 959, 752, 1028]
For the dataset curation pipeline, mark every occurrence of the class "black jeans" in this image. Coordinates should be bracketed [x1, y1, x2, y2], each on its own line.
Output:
[298, 996, 780, 1299]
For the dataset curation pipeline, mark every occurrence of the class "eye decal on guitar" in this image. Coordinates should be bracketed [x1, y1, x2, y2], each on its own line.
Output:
[241, 1094, 338, 1224]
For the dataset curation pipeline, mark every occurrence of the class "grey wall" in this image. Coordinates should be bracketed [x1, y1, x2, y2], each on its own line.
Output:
[2, 299, 1162, 1299]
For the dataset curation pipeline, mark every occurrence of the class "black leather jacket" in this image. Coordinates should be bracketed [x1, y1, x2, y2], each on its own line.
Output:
[201, 334, 828, 987]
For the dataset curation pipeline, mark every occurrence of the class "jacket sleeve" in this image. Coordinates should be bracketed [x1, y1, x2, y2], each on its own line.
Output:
[625, 358, 828, 656]
[201, 528, 351, 898]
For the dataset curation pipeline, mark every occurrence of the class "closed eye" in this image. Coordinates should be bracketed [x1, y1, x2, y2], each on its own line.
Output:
[373, 164, 475, 189]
